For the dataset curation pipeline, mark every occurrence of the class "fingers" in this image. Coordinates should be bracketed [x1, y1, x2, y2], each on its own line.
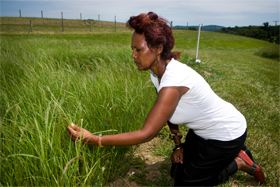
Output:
[175, 155, 182, 163]
[177, 155, 183, 164]
[67, 123, 83, 134]
[171, 153, 180, 163]
[178, 149, 184, 164]
[70, 123, 82, 131]
[67, 125, 76, 135]
[67, 123, 88, 143]
[67, 123, 78, 141]
[171, 149, 184, 164]
[180, 149, 184, 164]
[68, 133, 76, 141]
[66, 123, 93, 145]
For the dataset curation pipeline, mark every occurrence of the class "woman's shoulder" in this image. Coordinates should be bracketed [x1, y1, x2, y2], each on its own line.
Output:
[160, 59, 198, 89]
[165, 59, 194, 76]
[168, 58, 184, 67]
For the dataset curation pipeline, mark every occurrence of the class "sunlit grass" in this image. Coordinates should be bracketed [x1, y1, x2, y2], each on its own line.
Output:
[1, 29, 279, 186]
[0, 34, 156, 186]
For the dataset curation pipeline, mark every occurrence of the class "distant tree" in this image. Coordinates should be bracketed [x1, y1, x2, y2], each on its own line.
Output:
[188, 27, 198, 30]
[262, 22, 269, 31]
[274, 25, 280, 44]
[219, 23, 279, 44]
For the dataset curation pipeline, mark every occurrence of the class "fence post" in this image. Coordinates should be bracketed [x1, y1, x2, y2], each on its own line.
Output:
[19, 10, 21, 17]
[115, 15, 116, 31]
[30, 20, 32, 32]
[80, 13, 82, 20]
[61, 12, 64, 32]
[98, 14, 100, 21]
[90, 21, 92, 31]
[41, 11, 43, 18]
[187, 22, 188, 30]
[195, 24, 201, 63]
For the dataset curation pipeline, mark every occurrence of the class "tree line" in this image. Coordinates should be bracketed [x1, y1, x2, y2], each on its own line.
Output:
[218, 22, 279, 44]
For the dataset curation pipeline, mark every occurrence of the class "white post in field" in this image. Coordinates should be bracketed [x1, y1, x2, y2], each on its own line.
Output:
[195, 24, 202, 63]
[115, 15, 116, 31]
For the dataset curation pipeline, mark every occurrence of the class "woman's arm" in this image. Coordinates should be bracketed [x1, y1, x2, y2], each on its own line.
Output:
[168, 121, 181, 146]
[168, 121, 184, 164]
[67, 86, 189, 146]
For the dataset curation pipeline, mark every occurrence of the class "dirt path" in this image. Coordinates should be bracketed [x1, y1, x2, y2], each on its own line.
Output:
[109, 137, 173, 186]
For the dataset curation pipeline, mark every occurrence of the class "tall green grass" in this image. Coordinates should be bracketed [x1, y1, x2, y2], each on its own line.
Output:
[255, 46, 280, 60]
[1, 31, 279, 186]
[0, 33, 156, 186]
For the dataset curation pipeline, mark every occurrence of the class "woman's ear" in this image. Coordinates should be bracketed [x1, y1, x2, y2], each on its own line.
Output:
[157, 44, 163, 55]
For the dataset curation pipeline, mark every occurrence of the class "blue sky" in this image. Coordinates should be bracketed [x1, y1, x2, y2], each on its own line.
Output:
[1, 0, 279, 27]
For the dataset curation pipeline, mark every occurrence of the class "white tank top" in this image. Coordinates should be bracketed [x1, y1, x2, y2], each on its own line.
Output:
[150, 59, 246, 141]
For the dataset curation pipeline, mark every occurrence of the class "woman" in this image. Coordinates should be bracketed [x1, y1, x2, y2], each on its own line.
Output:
[67, 12, 265, 186]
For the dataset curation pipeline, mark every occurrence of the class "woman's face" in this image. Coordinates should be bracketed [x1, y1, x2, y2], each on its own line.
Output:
[131, 32, 157, 71]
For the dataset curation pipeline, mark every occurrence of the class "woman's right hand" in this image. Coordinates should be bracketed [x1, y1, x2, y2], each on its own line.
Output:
[171, 147, 184, 164]
[67, 123, 97, 145]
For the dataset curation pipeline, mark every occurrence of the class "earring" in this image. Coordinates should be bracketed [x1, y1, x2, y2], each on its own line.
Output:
[156, 55, 159, 69]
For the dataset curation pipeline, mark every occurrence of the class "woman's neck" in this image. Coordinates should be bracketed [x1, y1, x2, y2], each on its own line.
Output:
[157, 59, 171, 78]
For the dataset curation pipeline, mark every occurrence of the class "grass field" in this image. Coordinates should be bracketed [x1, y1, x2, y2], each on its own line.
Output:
[0, 17, 279, 186]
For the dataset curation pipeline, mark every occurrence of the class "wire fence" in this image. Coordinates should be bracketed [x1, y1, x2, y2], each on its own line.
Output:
[0, 11, 128, 33]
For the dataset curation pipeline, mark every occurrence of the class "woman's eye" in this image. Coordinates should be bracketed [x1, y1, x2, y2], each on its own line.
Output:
[136, 49, 141, 52]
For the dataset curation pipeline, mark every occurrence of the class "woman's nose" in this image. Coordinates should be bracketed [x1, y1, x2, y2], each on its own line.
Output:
[131, 50, 137, 59]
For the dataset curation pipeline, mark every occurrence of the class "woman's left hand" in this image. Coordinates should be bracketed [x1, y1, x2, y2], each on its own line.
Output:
[171, 147, 184, 164]
[67, 123, 96, 145]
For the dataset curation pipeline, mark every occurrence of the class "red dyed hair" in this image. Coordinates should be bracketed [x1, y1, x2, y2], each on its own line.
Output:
[127, 12, 181, 61]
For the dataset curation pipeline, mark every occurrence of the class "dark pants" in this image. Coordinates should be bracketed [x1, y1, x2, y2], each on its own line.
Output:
[171, 129, 247, 186]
